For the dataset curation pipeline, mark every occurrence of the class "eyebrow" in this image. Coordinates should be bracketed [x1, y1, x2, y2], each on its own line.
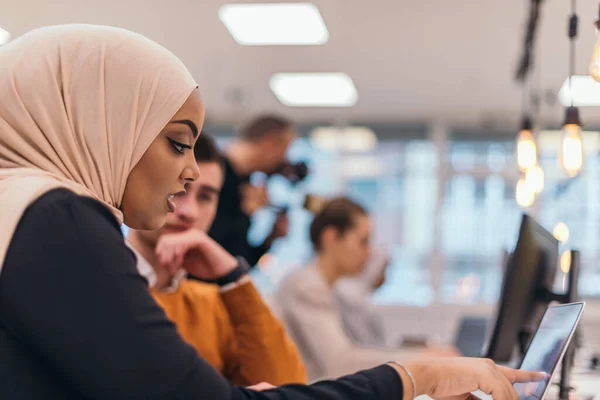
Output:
[171, 119, 199, 138]
[197, 185, 221, 195]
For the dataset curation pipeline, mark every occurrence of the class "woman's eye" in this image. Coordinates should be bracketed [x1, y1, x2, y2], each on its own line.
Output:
[168, 138, 191, 155]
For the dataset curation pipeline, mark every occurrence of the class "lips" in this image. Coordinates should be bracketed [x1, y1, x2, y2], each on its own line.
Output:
[166, 189, 186, 213]
[166, 195, 175, 213]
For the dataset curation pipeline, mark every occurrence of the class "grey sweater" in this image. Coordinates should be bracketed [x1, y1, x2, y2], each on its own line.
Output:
[276, 264, 421, 381]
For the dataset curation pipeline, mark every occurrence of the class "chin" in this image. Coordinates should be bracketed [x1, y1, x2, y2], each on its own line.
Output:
[125, 212, 167, 231]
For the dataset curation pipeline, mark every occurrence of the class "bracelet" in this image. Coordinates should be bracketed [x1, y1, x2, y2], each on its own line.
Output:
[389, 361, 417, 400]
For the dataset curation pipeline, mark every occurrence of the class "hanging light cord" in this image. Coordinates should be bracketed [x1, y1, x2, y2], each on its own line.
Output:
[516, 0, 544, 81]
[568, 0, 578, 107]
[521, 40, 535, 125]
[521, 74, 529, 118]
[533, 20, 542, 121]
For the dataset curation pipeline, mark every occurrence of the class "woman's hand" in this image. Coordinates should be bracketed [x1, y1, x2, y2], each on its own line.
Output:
[389, 357, 546, 400]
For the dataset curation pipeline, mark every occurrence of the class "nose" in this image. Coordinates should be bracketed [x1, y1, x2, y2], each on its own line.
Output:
[175, 192, 200, 223]
[182, 153, 200, 182]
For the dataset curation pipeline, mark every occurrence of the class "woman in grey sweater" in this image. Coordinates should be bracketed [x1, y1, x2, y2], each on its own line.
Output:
[276, 197, 456, 381]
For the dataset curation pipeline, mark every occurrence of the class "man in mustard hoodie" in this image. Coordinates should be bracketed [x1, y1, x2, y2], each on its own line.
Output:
[127, 133, 306, 386]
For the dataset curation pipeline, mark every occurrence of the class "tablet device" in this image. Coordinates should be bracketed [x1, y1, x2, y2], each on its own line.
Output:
[513, 302, 585, 400]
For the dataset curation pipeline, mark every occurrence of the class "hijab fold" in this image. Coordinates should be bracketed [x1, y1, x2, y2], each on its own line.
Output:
[0, 24, 198, 272]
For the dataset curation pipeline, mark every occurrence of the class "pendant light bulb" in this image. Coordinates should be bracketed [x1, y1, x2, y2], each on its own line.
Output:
[559, 106, 584, 177]
[516, 116, 537, 171]
[560, 250, 572, 274]
[525, 163, 544, 194]
[516, 178, 535, 208]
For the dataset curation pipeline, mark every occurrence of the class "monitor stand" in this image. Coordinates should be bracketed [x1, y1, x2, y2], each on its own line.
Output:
[517, 328, 532, 358]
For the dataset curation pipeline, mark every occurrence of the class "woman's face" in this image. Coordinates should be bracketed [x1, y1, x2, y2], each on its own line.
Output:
[121, 90, 204, 230]
[332, 214, 372, 276]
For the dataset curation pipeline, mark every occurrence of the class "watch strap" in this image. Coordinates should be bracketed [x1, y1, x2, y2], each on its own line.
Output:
[215, 256, 250, 287]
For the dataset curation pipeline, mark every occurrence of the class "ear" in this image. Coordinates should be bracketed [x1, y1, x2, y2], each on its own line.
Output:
[321, 226, 340, 249]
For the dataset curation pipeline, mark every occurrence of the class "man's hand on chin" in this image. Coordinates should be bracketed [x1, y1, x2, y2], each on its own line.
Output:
[155, 229, 238, 280]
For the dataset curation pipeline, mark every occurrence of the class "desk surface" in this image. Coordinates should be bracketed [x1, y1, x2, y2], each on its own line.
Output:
[416, 371, 600, 400]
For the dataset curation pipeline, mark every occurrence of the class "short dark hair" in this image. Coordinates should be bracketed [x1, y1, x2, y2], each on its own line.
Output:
[239, 114, 293, 142]
[309, 197, 368, 251]
[193, 133, 223, 169]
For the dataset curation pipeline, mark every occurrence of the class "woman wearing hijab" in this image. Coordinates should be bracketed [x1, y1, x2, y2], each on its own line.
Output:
[0, 24, 543, 400]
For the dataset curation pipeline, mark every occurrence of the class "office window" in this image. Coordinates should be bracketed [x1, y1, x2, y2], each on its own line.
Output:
[249, 134, 438, 306]
[440, 173, 520, 304]
[440, 137, 521, 304]
[369, 140, 437, 305]
[536, 130, 600, 297]
[215, 127, 600, 302]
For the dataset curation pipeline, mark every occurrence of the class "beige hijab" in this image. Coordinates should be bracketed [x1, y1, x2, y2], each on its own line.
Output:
[0, 24, 197, 272]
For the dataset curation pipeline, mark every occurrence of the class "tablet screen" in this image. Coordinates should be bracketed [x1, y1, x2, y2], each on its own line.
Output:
[513, 303, 584, 400]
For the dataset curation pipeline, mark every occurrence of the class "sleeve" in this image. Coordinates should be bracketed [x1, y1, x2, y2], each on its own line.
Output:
[280, 279, 421, 380]
[246, 240, 271, 267]
[0, 190, 404, 400]
[335, 277, 375, 307]
[237, 366, 404, 400]
[334, 278, 386, 346]
[220, 281, 307, 385]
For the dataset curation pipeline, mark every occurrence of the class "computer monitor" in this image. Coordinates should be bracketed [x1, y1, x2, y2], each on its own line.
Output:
[485, 214, 560, 363]
[454, 316, 489, 358]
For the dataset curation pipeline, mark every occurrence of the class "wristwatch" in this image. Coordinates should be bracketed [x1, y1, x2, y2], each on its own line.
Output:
[215, 256, 250, 287]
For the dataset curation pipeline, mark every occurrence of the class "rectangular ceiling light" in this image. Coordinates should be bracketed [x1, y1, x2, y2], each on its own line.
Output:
[218, 3, 329, 46]
[559, 75, 600, 106]
[0, 26, 10, 45]
[270, 73, 358, 107]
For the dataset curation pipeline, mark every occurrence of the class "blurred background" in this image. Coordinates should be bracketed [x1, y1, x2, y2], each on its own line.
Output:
[4, 0, 600, 346]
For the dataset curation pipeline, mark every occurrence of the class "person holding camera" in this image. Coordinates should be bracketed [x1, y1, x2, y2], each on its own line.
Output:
[208, 115, 297, 267]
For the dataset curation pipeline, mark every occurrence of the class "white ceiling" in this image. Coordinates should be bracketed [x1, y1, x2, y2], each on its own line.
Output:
[3, 0, 600, 129]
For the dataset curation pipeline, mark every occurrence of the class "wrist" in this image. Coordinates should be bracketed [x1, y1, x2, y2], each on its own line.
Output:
[388, 360, 430, 399]
[214, 258, 238, 277]
[402, 360, 430, 397]
[215, 257, 250, 286]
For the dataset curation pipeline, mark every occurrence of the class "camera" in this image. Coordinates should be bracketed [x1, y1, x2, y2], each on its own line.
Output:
[268, 161, 327, 215]
[273, 161, 309, 185]
[272, 193, 327, 218]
